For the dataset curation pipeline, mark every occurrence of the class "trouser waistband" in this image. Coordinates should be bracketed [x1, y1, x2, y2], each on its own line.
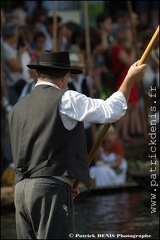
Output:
[53, 176, 73, 187]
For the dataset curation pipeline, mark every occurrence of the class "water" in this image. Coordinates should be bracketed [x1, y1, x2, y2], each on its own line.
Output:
[1, 189, 159, 239]
[74, 189, 159, 239]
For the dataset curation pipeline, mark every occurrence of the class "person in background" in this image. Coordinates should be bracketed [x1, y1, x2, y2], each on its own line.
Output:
[1, 22, 26, 105]
[31, 31, 46, 60]
[17, 26, 34, 84]
[110, 10, 130, 38]
[43, 16, 62, 51]
[96, 11, 113, 46]
[29, 7, 48, 36]
[57, 21, 82, 51]
[8, 51, 147, 239]
[135, 0, 159, 30]
[95, 11, 115, 98]
[11, 7, 27, 27]
[90, 125, 128, 187]
[110, 27, 144, 142]
[79, 27, 107, 98]
[19, 57, 38, 99]
[1, 64, 13, 175]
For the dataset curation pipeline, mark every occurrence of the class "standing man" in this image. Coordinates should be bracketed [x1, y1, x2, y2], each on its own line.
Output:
[8, 51, 147, 239]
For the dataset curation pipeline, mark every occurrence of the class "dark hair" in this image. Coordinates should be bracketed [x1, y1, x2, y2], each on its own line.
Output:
[96, 11, 111, 28]
[46, 16, 62, 25]
[36, 68, 69, 81]
[65, 21, 82, 44]
[33, 31, 46, 42]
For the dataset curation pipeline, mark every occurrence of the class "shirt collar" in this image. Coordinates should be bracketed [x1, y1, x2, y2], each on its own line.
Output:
[35, 81, 60, 89]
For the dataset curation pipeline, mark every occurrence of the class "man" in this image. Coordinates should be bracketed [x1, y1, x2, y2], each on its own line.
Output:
[8, 51, 147, 239]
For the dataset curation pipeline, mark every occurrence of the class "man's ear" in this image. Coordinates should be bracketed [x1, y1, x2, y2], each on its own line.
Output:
[62, 73, 69, 83]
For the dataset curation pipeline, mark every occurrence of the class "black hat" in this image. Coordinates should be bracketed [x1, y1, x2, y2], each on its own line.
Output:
[27, 51, 83, 74]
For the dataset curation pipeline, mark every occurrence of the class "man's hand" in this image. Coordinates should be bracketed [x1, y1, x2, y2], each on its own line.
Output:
[126, 60, 148, 84]
[72, 188, 80, 199]
[118, 60, 148, 102]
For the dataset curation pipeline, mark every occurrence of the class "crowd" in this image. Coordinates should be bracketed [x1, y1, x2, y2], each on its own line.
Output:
[1, 1, 159, 187]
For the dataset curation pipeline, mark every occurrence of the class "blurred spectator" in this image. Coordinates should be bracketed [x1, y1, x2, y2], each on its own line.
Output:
[18, 26, 35, 83]
[1, 23, 27, 105]
[79, 27, 104, 98]
[5, 14, 20, 26]
[95, 11, 115, 98]
[136, 27, 157, 60]
[135, 1, 159, 29]
[11, 7, 27, 26]
[129, 11, 139, 31]
[31, 31, 46, 60]
[111, 10, 130, 38]
[96, 11, 113, 48]
[43, 16, 62, 51]
[29, 7, 48, 35]
[58, 21, 82, 51]
[19, 57, 38, 99]
[1, 64, 13, 174]
[110, 27, 144, 142]
[90, 125, 128, 187]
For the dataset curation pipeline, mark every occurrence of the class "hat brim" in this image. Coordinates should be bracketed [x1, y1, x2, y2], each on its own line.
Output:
[27, 64, 83, 74]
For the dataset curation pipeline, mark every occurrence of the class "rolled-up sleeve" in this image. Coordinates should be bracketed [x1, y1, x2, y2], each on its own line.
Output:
[60, 90, 127, 124]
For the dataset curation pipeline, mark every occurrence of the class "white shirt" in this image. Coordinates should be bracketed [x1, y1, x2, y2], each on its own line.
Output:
[68, 74, 92, 129]
[35, 82, 127, 130]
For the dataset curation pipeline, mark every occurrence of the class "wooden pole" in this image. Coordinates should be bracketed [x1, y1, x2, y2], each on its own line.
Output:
[73, 123, 111, 189]
[53, 0, 57, 51]
[138, 25, 159, 65]
[72, 25, 160, 190]
[84, 1, 91, 68]
[83, 1, 97, 149]
[126, 1, 136, 43]
[84, 1, 93, 97]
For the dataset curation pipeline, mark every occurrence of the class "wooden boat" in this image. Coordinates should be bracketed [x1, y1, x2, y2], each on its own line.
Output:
[129, 171, 159, 192]
[74, 181, 140, 201]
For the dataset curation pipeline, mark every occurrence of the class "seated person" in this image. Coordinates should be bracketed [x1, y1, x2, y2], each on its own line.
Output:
[90, 125, 128, 187]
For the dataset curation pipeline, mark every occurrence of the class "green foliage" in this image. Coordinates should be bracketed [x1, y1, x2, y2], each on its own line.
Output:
[127, 159, 141, 172]
[80, 2, 103, 27]
[88, 3, 103, 27]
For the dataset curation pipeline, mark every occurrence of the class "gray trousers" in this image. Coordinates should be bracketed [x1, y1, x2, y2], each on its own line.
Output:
[15, 177, 74, 239]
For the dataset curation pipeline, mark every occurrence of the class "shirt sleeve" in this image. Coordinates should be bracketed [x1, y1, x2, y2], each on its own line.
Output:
[60, 90, 127, 124]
